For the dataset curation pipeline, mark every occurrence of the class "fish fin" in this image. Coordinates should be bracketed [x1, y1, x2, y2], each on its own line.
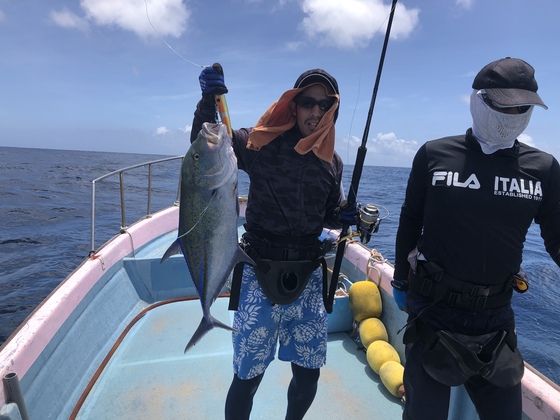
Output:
[184, 315, 237, 353]
[219, 246, 255, 286]
[160, 239, 183, 264]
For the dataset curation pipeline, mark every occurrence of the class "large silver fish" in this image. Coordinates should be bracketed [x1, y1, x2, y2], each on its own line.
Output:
[161, 122, 253, 352]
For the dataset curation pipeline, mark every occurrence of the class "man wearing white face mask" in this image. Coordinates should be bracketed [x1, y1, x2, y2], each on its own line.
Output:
[470, 57, 547, 154]
[391, 57, 560, 420]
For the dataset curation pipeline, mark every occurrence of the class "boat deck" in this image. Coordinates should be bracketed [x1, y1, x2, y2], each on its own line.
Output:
[74, 297, 405, 419]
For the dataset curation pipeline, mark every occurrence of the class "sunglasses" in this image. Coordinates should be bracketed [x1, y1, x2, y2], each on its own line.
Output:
[293, 96, 335, 112]
[481, 93, 531, 115]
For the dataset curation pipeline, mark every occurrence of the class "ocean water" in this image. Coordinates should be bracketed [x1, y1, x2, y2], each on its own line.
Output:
[1, 146, 559, 385]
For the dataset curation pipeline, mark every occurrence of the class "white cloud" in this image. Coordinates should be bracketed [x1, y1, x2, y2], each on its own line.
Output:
[370, 131, 418, 152]
[49, 8, 89, 32]
[50, 0, 190, 39]
[152, 126, 191, 152]
[367, 132, 418, 166]
[284, 41, 304, 52]
[155, 126, 169, 135]
[154, 125, 191, 136]
[300, 0, 420, 49]
[154, 125, 192, 138]
[345, 134, 361, 147]
[456, 0, 474, 10]
[338, 131, 419, 167]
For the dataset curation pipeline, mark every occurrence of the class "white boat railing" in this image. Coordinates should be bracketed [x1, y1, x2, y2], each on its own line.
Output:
[89, 155, 183, 254]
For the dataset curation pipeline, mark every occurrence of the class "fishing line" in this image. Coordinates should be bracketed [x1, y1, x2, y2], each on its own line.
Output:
[143, 0, 204, 68]
[345, 4, 397, 165]
[143, 1, 232, 132]
[177, 192, 216, 239]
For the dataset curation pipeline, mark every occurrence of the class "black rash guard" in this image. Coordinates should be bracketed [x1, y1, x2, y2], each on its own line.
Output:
[394, 128, 560, 287]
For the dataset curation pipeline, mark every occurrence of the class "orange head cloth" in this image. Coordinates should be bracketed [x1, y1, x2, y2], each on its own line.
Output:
[247, 84, 339, 163]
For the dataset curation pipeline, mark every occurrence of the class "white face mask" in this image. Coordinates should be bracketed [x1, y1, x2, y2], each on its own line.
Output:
[470, 90, 534, 154]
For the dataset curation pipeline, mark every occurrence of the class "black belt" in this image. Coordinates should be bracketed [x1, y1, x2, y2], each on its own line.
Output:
[409, 261, 513, 312]
[244, 226, 319, 247]
[242, 230, 321, 261]
[252, 246, 317, 262]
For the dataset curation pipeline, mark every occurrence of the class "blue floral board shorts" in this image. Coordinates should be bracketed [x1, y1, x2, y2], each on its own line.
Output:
[232, 264, 328, 380]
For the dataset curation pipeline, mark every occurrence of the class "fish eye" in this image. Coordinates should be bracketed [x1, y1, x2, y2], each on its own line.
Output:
[194, 153, 199, 161]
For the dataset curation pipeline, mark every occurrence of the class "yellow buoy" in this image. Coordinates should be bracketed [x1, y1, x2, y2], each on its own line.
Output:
[366, 340, 400, 374]
[379, 360, 405, 398]
[359, 318, 388, 348]
[348, 280, 382, 322]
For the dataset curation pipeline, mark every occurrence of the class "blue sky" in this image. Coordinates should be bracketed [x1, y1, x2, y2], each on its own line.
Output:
[1, 0, 559, 167]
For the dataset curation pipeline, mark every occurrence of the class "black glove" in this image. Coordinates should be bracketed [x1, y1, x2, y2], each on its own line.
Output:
[339, 200, 359, 226]
[199, 63, 228, 95]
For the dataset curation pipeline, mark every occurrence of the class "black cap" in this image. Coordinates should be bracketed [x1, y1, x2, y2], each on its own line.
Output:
[293, 69, 340, 121]
[472, 57, 547, 109]
[294, 69, 339, 95]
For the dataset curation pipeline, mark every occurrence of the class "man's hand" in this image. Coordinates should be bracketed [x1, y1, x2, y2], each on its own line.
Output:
[339, 200, 359, 226]
[199, 63, 228, 95]
[391, 279, 408, 312]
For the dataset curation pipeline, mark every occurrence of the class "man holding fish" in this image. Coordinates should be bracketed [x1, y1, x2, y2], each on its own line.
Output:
[189, 66, 356, 419]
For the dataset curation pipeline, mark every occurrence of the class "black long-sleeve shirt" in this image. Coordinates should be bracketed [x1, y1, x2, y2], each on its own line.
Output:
[394, 129, 560, 286]
[190, 95, 343, 244]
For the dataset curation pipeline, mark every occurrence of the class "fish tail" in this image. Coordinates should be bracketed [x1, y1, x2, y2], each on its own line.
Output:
[184, 315, 237, 353]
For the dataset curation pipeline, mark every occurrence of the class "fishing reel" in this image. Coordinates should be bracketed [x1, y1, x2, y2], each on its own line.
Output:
[357, 203, 381, 245]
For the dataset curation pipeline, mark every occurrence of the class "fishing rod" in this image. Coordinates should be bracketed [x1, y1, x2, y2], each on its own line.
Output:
[325, 0, 399, 313]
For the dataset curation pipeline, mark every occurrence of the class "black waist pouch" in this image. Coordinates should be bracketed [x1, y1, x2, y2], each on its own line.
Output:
[253, 258, 324, 305]
[421, 326, 524, 387]
[229, 237, 329, 309]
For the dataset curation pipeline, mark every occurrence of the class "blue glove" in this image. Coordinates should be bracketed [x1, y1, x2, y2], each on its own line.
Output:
[339, 200, 359, 226]
[391, 279, 408, 312]
[199, 63, 228, 95]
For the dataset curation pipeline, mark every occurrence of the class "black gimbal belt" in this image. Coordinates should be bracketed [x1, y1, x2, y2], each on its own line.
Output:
[229, 233, 328, 308]
[409, 260, 513, 312]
